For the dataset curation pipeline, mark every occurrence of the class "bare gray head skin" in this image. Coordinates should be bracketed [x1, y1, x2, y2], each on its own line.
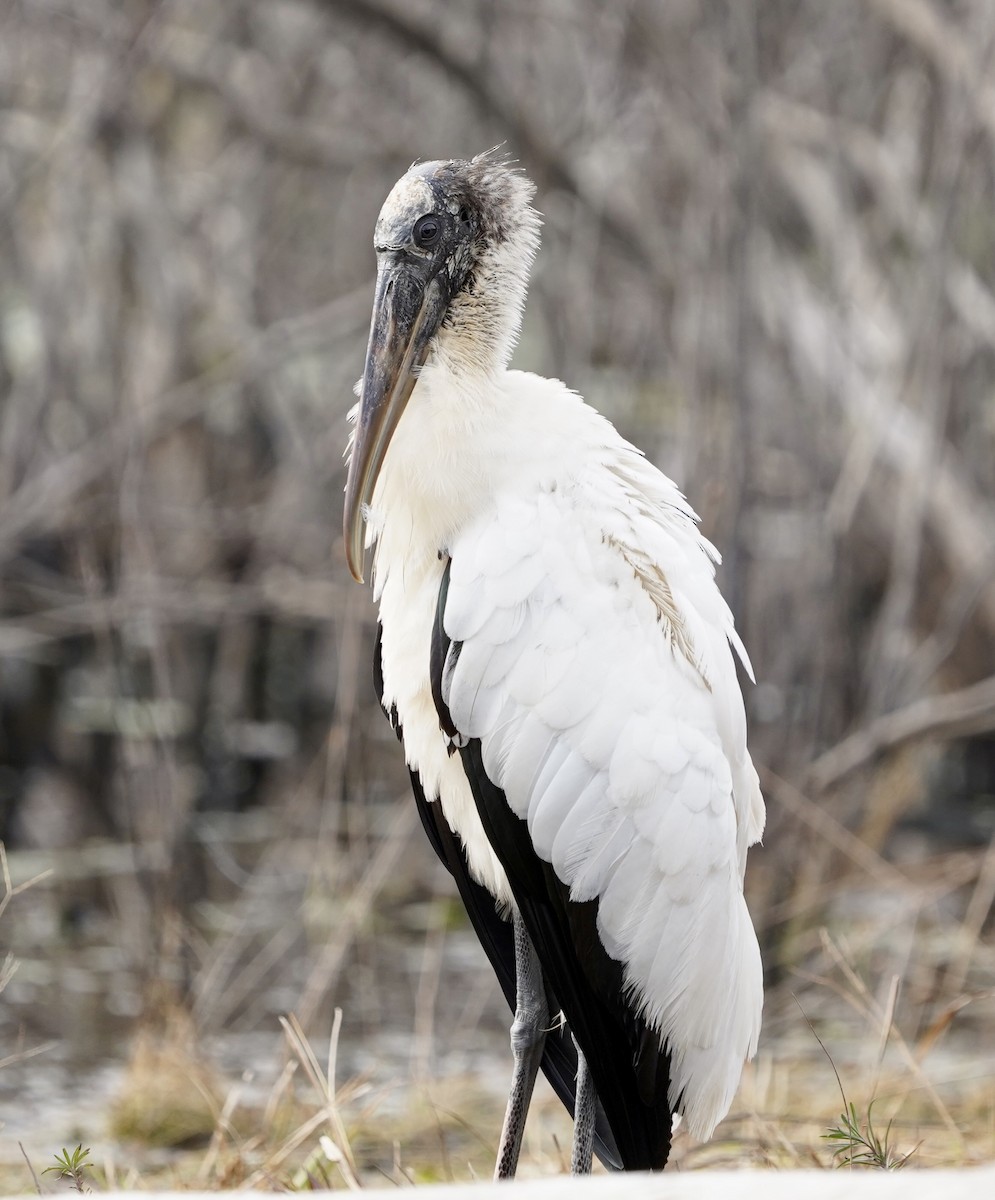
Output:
[344, 153, 542, 580]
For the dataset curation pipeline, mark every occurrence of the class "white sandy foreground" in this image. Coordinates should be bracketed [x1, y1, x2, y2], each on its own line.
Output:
[13, 1168, 993, 1199]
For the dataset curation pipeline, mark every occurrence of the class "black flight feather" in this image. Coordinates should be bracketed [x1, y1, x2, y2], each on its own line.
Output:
[374, 619, 623, 1171]
[431, 559, 675, 1171]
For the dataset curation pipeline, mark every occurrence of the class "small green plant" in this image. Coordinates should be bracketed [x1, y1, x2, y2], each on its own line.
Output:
[824, 1100, 916, 1170]
[795, 992, 918, 1171]
[42, 1145, 93, 1192]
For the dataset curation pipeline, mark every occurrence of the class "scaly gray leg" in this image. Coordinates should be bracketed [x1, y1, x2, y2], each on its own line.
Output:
[494, 911, 548, 1180]
[570, 1037, 595, 1174]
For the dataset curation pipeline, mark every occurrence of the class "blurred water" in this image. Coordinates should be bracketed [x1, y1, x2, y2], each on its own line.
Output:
[0, 816, 513, 1164]
[2, 817, 994, 1172]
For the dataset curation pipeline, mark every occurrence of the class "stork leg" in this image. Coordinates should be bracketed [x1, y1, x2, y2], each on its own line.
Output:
[494, 910, 549, 1180]
[570, 1038, 596, 1174]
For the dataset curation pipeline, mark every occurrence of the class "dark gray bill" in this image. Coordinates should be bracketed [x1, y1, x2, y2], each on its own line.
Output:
[343, 259, 446, 582]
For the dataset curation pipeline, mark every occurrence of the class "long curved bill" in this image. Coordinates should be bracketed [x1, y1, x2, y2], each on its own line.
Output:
[343, 259, 446, 582]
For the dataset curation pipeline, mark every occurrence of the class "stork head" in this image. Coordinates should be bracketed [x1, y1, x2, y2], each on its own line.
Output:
[343, 153, 542, 581]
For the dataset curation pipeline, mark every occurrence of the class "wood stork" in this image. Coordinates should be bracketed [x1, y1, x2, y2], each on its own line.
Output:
[343, 152, 764, 1176]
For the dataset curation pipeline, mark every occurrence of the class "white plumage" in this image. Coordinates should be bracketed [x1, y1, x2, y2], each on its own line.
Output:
[370, 367, 763, 1139]
[344, 152, 764, 1173]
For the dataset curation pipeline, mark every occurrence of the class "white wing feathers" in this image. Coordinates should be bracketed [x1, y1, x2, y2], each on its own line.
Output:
[442, 448, 764, 1141]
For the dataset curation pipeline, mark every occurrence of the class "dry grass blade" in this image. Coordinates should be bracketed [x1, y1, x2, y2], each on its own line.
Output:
[1, 842, 57, 1070]
[0, 843, 54, 922]
[875, 975, 902, 1078]
[760, 770, 910, 890]
[914, 994, 982, 1061]
[0, 1039, 57, 1072]
[241, 1107, 331, 1189]
[194, 1074, 248, 1186]
[795, 993, 918, 1171]
[276, 1010, 361, 1189]
[262, 1058, 300, 1130]
[18, 1144, 42, 1196]
[816, 931, 964, 1149]
[295, 795, 419, 1030]
[942, 831, 995, 998]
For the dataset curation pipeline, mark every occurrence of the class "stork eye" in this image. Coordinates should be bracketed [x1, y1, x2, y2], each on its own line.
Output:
[413, 214, 442, 248]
